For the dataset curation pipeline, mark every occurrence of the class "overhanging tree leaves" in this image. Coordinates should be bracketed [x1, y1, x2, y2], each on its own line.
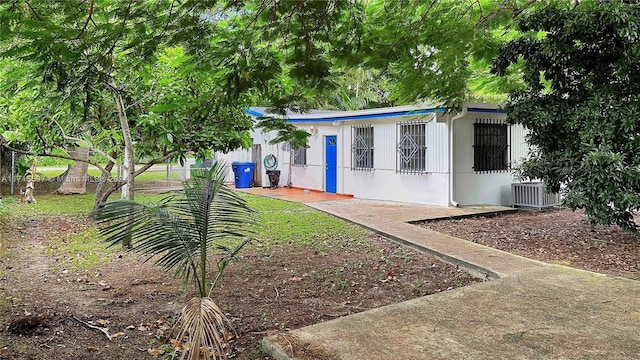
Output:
[0, 1, 261, 206]
[0, 1, 212, 201]
[352, 0, 509, 106]
[492, 0, 640, 231]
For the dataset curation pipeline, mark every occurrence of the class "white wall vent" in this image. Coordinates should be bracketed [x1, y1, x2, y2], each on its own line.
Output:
[512, 182, 561, 209]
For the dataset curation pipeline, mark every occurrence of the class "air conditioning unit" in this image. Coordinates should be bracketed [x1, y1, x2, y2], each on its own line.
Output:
[512, 182, 561, 209]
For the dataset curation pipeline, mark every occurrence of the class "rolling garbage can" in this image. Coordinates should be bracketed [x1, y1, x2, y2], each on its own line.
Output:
[231, 162, 255, 188]
[266, 170, 281, 189]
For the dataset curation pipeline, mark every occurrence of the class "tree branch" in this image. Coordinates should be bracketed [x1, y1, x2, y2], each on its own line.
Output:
[133, 151, 177, 177]
[52, 119, 119, 164]
[75, 0, 95, 39]
[72, 316, 113, 341]
[0, 136, 110, 176]
[23, 0, 41, 20]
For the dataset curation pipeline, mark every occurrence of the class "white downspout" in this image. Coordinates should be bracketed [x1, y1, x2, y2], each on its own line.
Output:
[448, 107, 467, 207]
[340, 122, 345, 194]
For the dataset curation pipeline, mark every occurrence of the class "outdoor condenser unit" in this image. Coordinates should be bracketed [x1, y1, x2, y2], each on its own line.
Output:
[511, 182, 561, 209]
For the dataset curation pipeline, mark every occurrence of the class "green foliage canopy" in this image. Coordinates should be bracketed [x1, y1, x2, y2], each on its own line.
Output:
[493, 0, 640, 231]
[0, 1, 256, 159]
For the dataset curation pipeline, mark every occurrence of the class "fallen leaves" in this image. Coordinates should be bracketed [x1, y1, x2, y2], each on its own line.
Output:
[1, 212, 482, 360]
[170, 339, 191, 351]
[147, 348, 165, 355]
[111, 331, 126, 338]
[88, 318, 110, 327]
[137, 317, 172, 335]
[421, 208, 639, 280]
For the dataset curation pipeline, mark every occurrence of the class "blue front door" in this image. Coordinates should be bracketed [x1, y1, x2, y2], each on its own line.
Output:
[325, 135, 337, 193]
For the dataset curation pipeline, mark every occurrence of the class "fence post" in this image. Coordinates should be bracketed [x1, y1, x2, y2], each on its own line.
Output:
[10, 151, 15, 195]
[166, 161, 170, 188]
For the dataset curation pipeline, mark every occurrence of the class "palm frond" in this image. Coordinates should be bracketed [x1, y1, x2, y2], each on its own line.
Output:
[91, 160, 259, 296]
[177, 297, 232, 360]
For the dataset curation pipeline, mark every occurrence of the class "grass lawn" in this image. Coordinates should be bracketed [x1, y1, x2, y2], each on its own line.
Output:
[1, 191, 370, 248]
[38, 164, 186, 182]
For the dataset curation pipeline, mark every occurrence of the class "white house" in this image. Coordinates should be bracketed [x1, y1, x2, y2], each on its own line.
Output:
[218, 103, 531, 207]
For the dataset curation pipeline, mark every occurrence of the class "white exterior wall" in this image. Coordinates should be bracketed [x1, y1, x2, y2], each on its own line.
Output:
[452, 113, 528, 206]
[288, 114, 450, 206]
[288, 124, 339, 191]
[510, 123, 530, 169]
[214, 129, 286, 186]
[341, 115, 449, 206]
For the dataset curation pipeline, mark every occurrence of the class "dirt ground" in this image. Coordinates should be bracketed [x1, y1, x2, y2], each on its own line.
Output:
[0, 213, 478, 359]
[419, 208, 640, 281]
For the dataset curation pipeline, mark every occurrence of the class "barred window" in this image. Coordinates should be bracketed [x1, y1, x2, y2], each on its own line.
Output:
[473, 119, 510, 173]
[396, 121, 427, 174]
[293, 147, 307, 166]
[351, 125, 374, 171]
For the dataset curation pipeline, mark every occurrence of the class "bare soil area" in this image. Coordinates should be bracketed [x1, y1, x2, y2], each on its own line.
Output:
[419, 208, 640, 281]
[0, 214, 477, 359]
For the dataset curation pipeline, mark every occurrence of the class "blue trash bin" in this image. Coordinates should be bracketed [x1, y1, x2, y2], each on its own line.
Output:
[231, 161, 255, 188]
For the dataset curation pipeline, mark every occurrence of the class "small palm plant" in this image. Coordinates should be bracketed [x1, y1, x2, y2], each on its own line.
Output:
[92, 162, 258, 360]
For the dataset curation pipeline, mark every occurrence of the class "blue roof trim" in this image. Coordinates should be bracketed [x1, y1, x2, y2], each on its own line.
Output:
[467, 107, 507, 114]
[287, 108, 444, 123]
[244, 106, 505, 122]
[244, 109, 264, 117]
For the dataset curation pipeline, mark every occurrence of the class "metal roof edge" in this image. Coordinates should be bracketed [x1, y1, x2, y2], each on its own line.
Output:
[466, 107, 507, 114]
[244, 109, 265, 117]
[244, 103, 505, 122]
[287, 108, 443, 123]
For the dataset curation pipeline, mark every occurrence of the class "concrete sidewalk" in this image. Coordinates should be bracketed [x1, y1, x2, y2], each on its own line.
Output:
[264, 266, 640, 360]
[245, 190, 640, 359]
[307, 199, 544, 279]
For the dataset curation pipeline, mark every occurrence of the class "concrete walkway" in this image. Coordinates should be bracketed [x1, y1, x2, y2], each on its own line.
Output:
[240, 188, 640, 359]
[264, 266, 640, 360]
[307, 199, 543, 279]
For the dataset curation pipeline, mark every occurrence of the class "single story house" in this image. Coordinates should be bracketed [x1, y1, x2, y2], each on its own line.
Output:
[217, 103, 532, 207]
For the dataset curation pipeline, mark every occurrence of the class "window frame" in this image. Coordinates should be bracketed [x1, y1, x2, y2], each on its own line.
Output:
[351, 124, 374, 171]
[473, 119, 510, 173]
[292, 146, 307, 167]
[396, 121, 427, 175]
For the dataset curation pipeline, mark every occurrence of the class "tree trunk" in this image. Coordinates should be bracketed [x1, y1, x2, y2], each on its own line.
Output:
[107, 76, 135, 201]
[94, 160, 117, 210]
[107, 76, 134, 248]
[23, 158, 37, 204]
[0, 145, 2, 189]
[56, 146, 89, 195]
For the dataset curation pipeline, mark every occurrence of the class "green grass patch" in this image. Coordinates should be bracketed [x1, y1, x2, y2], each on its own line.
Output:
[39, 166, 182, 182]
[136, 169, 181, 182]
[242, 193, 372, 249]
[0, 197, 11, 220]
[5, 194, 97, 216]
[55, 228, 118, 272]
[1, 189, 372, 267]
[38, 168, 68, 178]
[68, 229, 114, 271]
[2, 193, 172, 217]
